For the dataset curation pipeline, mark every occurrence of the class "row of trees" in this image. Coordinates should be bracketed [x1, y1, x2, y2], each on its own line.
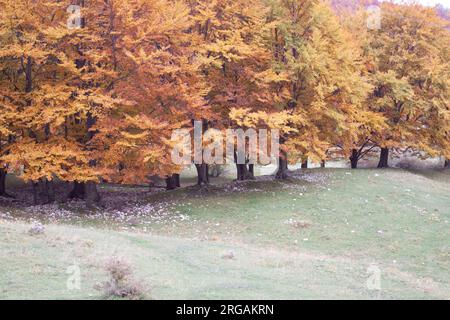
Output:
[0, 0, 449, 204]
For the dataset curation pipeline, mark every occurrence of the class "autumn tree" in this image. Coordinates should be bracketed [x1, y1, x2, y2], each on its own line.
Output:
[0, 0, 104, 204]
[363, 3, 450, 168]
[334, 1, 387, 169]
[187, 0, 283, 182]
[83, 0, 209, 190]
[0, 93, 15, 197]
[262, 0, 373, 176]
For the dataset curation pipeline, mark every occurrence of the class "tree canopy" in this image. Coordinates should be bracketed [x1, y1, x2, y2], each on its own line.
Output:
[0, 0, 448, 203]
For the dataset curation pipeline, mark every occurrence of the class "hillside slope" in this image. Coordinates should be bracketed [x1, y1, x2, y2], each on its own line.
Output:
[0, 169, 449, 299]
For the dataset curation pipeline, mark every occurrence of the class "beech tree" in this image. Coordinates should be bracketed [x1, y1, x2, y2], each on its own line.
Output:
[336, 2, 387, 169]
[0, 0, 100, 204]
[187, 0, 282, 182]
[0, 95, 15, 197]
[87, 0, 209, 190]
[364, 3, 450, 167]
[265, 0, 373, 176]
[0, 0, 448, 203]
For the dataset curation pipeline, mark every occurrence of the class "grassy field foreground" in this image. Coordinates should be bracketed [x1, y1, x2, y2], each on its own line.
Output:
[0, 168, 449, 299]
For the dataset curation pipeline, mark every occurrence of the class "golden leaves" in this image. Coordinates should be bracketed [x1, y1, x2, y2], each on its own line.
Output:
[0, 0, 448, 185]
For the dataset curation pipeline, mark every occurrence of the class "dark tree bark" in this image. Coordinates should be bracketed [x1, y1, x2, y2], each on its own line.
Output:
[69, 181, 85, 199]
[235, 150, 252, 181]
[0, 168, 12, 197]
[194, 119, 210, 186]
[80, 119, 101, 206]
[85, 181, 101, 207]
[60, 182, 72, 203]
[320, 160, 326, 168]
[301, 158, 308, 169]
[32, 182, 39, 205]
[248, 164, 255, 179]
[276, 149, 289, 179]
[445, 159, 449, 169]
[32, 179, 55, 205]
[73, 1, 100, 207]
[236, 163, 245, 181]
[350, 149, 359, 169]
[378, 148, 389, 168]
[165, 174, 180, 190]
[0, 169, 7, 196]
[276, 136, 289, 179]
[174, 174, 180, 187]
[165, 177, 175, 190]
[195, 163, 209, 185]
[235, 164, 255, 181]
[68, 181, 101, 206]
[47, 180, 55, 203]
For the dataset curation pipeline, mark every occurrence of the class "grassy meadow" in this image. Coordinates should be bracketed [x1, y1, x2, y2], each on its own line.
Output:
[0, 167, 449, 299]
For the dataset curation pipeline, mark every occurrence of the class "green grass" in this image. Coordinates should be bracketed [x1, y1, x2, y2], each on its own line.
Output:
[0, 168, 449, 299]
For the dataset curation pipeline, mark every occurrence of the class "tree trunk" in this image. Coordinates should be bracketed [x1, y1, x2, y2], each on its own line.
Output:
[69, 181, 100, 206]
[69, 181, 85, 199]
[0, 168, 10, 197]
[320, 160, 325, 168]
[61, 182, 72, 203]
[236, 164, 255, 181]
[301, 158, 308, 169]
[378, 148, 389, 168]
[194, 119, 209, 186]
[85, 181, 100, 207]
[47, 180, 55, 203]
[350, 149, 359, 169]
[32, 179, 55, 205]
[165, 174, 180, 190]
[235, 149, 251, 181]
[165, 176, 175, 190]
[32, 182, 39, 205]
[236, 163, 244, 181]
[174, 174, 180, 187]
[445, 159, 449, 169]
[195, 164, 209, 185]
[276, 150, 289, 179]
[248, 164, 255, 179]
[72, 2, 98, 207]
